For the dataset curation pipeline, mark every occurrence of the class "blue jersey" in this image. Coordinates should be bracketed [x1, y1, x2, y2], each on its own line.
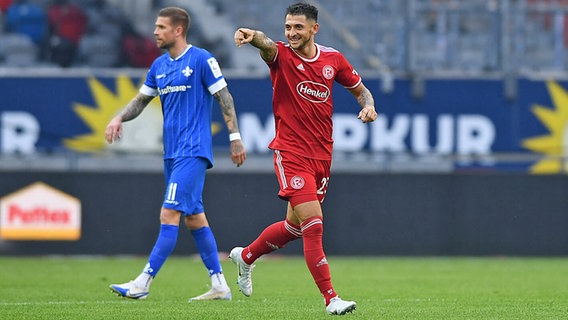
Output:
[140, 45, 227, 167]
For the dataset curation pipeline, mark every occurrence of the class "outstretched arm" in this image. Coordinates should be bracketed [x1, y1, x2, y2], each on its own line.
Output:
[234, 28, 277, 62]
[348, 83, 378, 123]
[105, 93, 154, 144]
[214, 86, 246, 167]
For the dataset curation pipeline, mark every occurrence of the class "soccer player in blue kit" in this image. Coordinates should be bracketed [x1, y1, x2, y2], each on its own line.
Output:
[104, 7, 246, 301]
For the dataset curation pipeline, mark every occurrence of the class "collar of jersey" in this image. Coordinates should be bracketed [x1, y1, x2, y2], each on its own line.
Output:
[290, 43, 320, 62]
[170, 44, 193, 61]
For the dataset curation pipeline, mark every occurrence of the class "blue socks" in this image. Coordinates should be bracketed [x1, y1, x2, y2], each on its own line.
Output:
[142, 225, 221, 279]
[191, 226, 222, 275]
[145, 224, 178, 277]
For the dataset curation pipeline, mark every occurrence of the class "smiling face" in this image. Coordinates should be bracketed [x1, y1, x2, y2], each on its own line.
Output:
[285, 14, 318, 53]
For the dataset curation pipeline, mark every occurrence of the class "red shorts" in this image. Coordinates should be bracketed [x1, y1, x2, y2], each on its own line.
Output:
[273, 150, 331, 207]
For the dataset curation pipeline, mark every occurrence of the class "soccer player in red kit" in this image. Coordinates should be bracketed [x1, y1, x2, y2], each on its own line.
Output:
[230, 2, 377, 315]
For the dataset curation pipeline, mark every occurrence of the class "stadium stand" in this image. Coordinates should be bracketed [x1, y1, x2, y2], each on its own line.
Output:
[0, 0, 12, 13]
[0, 0, 566, 73]
[47, 0, 87, 45]
[0, 32, 38, 66]
[4, 0, 47, 45]
[121, 25, 160, 68]
[77, 32, 119, 67]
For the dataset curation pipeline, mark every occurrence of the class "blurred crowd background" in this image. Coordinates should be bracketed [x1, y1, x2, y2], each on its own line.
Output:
[0, 0, 170, 69]
[0, 0, 567, 75]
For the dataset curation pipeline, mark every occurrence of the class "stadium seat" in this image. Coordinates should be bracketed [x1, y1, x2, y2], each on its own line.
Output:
[47, 0, 87, 45]
[0, 32, 38, 67]
[78, 33, 119, 67]
[4, 0, 47, 45]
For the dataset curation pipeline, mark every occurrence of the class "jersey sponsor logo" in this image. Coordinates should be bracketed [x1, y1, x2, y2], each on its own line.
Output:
[182, 66, 193, 77]
[322, 65, 334, 80]
[207, 57, 223, 78]
[290, 175, 305, 190]
[157, 85, 189, 95]
[296, 81, 330, 103]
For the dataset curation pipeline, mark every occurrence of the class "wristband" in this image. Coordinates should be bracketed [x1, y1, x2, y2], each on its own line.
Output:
[229, 132, 241, 141]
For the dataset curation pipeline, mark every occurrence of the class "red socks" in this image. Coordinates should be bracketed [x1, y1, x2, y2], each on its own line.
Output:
[241, 216, 338, 305]
[241, 219, 301, 265]
[301, 217, 337, 305]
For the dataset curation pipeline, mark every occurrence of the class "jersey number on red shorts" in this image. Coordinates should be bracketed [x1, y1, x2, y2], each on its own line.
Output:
[317, 177, 330, 195]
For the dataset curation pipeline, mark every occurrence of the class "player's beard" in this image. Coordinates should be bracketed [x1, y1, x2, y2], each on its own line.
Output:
[157, 38, 175, 50]
[289, 36, 312, 51]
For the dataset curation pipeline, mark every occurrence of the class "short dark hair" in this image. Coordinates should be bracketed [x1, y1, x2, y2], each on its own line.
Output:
[158, 7, 191, 36]
[286, 2, 318, 22]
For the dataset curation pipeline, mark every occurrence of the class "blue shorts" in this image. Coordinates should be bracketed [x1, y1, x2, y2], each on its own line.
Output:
[162, 157, 207, 216]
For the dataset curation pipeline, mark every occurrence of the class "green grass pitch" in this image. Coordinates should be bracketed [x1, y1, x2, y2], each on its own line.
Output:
[0, 256, 566, 319]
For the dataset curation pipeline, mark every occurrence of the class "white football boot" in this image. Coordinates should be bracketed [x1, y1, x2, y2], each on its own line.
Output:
[109, 281, 149, 299]
[188, 286, 232, 301]
[326, 296, 357, 315]
[229, 247, 255, 297]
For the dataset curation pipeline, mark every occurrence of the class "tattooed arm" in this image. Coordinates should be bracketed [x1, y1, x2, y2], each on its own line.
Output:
[234, 28, 277, 62]
[348, 83, 378, 123]
[214, 87, 246, 167]
[214, 87, 240, 135]
[105, 93, 154, 144]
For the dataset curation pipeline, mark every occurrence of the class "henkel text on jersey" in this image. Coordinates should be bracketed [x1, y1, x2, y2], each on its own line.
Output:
[297, 81, 330, 103]
[267, 42, 361, 160]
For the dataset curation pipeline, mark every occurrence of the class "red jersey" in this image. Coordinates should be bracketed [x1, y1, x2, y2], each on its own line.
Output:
[266, 41, 362, 160]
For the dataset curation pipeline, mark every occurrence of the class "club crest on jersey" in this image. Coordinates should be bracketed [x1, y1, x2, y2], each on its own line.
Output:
[290, 176, 305, 190]
[322, 65, 334, 80]
[182, 66, 193, 77]
[296, 81, 330, 103]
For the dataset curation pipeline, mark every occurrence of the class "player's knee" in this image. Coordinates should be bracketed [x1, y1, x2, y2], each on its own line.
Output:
[160, 207, 181, 225]
[184, 213, 208, 230]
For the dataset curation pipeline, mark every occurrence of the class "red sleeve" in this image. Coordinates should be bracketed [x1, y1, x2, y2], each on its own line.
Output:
[334, 53, 361, 89]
